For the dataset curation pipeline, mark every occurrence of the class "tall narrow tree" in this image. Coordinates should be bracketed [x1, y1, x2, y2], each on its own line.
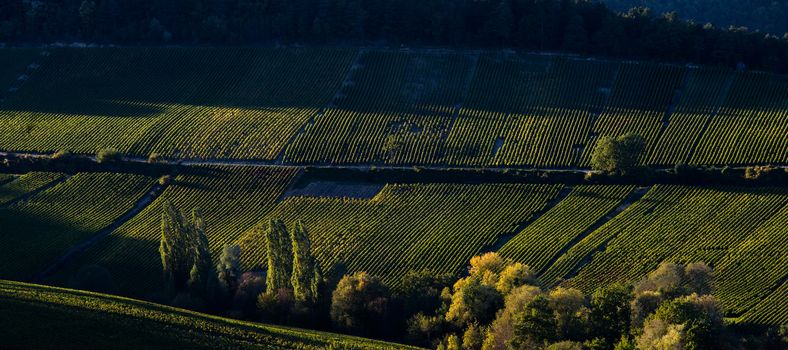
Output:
[290, 220, 317, 303]
[160, 201, 191, 293]
[265, 219, 293, 294]
[188, 208, 215, 299]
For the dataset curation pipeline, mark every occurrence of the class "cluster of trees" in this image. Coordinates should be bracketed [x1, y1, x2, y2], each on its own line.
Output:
[158, 205, 327, 320]
[406, 254, 782, 350]
[63, 202, 780, 349]
[1, 1, 788, 72]
[603, 0, 788, 36]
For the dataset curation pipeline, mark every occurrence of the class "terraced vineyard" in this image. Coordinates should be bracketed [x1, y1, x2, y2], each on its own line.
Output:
[238, 183, 562, 287]
[55, 167, 299, 297]
[0, 280, 417, 350]
[0, 48, 785, 167]
[0, 173, 155, 279]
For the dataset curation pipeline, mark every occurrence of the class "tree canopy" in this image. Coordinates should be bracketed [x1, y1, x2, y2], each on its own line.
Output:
[1, 0, 787, 73]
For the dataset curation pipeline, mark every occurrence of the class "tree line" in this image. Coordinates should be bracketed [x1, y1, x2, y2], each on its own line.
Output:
[67, 201, 786, 349]
[603, 0, 788, 36]
[1, 0, 788, 73]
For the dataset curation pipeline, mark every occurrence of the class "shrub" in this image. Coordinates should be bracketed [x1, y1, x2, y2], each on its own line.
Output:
[147, 152, 161, 163]
[51, 150, 72, 160]
[96, 147, 122, 163]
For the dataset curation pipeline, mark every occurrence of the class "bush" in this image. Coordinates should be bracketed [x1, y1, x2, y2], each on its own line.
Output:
[147, 152, 161, 164]
[51, 150, 72, 160]
[96, 148, 122, 163]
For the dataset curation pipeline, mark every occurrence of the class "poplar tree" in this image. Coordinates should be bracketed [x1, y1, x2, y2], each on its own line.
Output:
[265, 219, 293, 294]
[290, 220, 317, 303]
[187, 208, 215, 299]
[160, 201, 191, 293]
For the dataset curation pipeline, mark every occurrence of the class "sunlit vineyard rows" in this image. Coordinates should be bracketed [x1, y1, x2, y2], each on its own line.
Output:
[498, 185, 635, 273]
[0, 48, 784, 167]
[714, 205, 787, 317]
[546, 186, 787, 322]
[0, 173, 154, 279]
[739, 281, 788, 326]
[0, 172, 65, 205]
[0, 280, 416, 350]
[0, 47, 354, 160]
[238, 183, 562, 288]
[57, 167, 299, 297]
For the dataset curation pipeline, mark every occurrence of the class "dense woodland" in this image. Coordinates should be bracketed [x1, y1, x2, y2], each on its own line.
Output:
[603, 0, 788, 36]
[1, 0, 788, 73]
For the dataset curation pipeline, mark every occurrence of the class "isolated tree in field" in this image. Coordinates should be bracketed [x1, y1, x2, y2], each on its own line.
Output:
[330, 271, 390, 336]
[264, 219, 293, 294]
[290, 220, 318, 304]
[590, 133, 646, 174]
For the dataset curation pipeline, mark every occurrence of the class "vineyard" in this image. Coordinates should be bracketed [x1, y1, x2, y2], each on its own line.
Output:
[498, 185, 636, 274]
[0, 280, 417, 350]
[0, 172, 155, 280]
[0, 48, 784, 167]
[237, 183, 562, 288]
[0, 170, 782, 327]
[0, 47, 354, 160]
[0, 172, 66, 205]
[54, 166, 300, 297]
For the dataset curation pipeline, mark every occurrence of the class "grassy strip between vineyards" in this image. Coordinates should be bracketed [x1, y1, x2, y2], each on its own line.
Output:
[0, 172, 155, 280]
[0, 171, 66, 205]
[238, 183, 562, 288]
[54, 166, 300, 297]
[0, 280, 419, 350]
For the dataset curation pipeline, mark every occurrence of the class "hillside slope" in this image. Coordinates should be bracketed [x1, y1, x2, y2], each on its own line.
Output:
[0, 280, 419, 350]
[0, 48, 785, 167]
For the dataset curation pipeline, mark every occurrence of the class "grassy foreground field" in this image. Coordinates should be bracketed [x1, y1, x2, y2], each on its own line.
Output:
[0, 280, 418, 350]
[0, 47, 785, 167]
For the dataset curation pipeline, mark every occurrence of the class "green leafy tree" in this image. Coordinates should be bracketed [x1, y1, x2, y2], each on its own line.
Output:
[187, 208, 215, 299]
[264, 219, 293, 295]
[330, 271, 390, 336]
[160, 201, 192, 293]
[511, 295, 557, 348]
[589, 284, 633, 345]
[290, 220, 318, 304]
[590, 133, 646, 174]
[216, 244, 241, 297]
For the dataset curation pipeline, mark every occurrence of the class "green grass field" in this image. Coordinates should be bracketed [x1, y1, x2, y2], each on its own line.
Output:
[0, 280, 419, 350]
